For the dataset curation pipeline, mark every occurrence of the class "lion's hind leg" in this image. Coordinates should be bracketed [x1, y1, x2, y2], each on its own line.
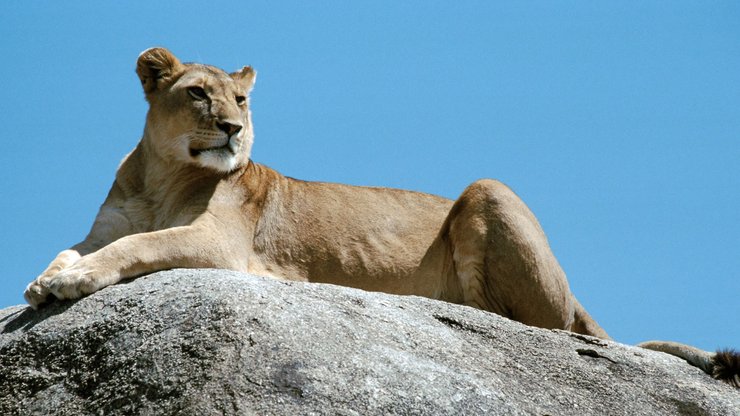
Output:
[442, 179, 608, 338]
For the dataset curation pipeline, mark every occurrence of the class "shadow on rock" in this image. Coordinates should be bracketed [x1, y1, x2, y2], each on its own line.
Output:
[1, 299, 74, 334]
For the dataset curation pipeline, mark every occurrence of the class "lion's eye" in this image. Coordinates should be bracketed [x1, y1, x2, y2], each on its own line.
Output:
[235, 95, 246, 106]
[188, 87, 207, 100]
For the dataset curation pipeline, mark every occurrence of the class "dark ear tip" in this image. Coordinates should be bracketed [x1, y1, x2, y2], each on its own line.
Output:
[231, 66, 257, 89]
[236, 65, 256, 77]
[137, 47, 179, 69]
[138, 47, 172, 60]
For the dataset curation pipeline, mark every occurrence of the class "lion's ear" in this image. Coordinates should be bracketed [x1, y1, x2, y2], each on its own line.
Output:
[136, 47, 184, 96]
[231, 66, 256, 94]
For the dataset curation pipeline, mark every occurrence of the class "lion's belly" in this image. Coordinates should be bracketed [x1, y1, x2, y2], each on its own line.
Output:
[251, 182, 454, 297]
[306, 229, 437, 293]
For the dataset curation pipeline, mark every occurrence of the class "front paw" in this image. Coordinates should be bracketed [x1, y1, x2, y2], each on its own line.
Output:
[24, 278, 54, 310]
[25, 249, 87, 309]
[25, 260, 111, 309]
[46, 262, 106, 301]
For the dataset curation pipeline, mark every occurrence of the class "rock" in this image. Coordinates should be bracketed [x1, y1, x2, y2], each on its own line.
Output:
[0, 269, 737, 415]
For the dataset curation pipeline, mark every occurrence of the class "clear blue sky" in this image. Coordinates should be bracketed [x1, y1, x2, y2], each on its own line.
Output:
[1, 2, 737, 351]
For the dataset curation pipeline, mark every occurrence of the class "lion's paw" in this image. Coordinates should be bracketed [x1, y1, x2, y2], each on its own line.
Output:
[24, 277, 53, 310]
[45, 263, 102, 301]
[25, 259, 109, 309]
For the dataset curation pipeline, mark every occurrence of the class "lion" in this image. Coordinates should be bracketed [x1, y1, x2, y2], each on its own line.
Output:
[24, 47, 738, 387]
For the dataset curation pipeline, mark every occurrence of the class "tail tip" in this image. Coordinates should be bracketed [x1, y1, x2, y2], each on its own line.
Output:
[712, 348, 740, 388]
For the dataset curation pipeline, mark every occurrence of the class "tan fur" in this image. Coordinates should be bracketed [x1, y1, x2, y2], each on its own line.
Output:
[25, 47, 610, 344]
[639, 341, 715, 373]
[639, 341, 740, 387]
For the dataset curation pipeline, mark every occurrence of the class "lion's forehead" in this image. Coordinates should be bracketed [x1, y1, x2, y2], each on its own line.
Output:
[173, 64, 239, 94]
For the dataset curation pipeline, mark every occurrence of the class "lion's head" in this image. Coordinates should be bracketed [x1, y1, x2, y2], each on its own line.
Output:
[135, 47, 256, 173]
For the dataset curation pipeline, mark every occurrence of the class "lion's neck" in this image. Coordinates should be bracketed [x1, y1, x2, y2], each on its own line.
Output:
[237, 160, 284, 206]
[116, 135, 284, 232]
[118, 136, 222, 205]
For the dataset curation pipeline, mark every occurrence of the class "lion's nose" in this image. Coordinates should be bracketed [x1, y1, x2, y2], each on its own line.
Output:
[216, 121, 243, 137]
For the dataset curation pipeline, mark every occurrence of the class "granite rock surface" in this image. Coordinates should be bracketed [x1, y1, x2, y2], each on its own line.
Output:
[1, 269, 737, 415]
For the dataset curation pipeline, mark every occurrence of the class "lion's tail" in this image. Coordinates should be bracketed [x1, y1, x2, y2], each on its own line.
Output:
[571, 297, 610, 340]
[639, 340, 740, 388]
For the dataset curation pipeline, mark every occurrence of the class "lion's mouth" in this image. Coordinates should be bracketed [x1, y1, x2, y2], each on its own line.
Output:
[189, 143, 234, 158]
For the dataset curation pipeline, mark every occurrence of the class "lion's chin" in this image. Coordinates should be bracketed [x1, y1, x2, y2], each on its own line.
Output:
[192, 147, 240, 172]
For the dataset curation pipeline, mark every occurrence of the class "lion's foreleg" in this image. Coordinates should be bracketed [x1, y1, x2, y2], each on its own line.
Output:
[24, 184, 136, 308]
[26, 223, 244, 308]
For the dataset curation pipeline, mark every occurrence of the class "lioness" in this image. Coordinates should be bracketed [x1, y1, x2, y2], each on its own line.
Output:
[24, 48, 737, 386]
